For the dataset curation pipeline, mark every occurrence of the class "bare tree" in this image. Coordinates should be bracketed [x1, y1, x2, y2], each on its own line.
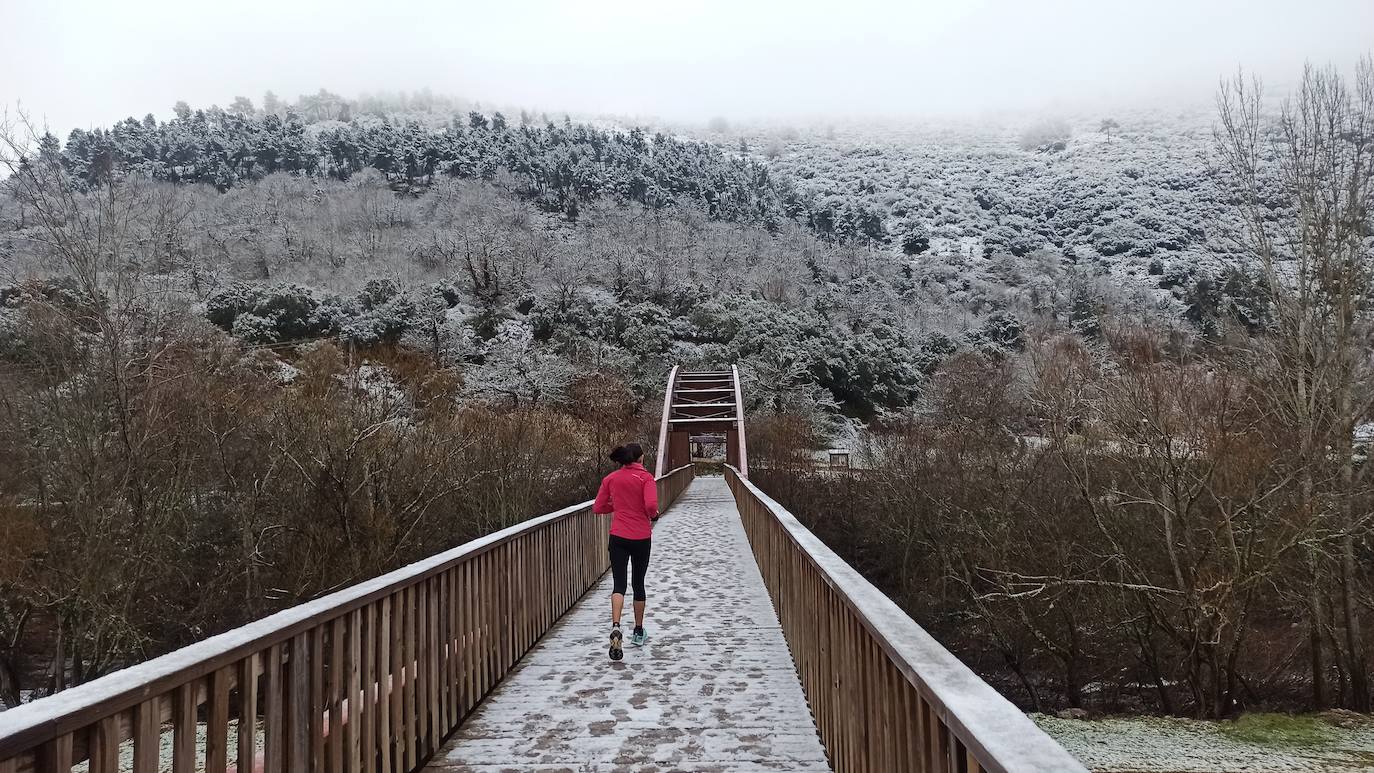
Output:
[1216, 58, 1374, 709]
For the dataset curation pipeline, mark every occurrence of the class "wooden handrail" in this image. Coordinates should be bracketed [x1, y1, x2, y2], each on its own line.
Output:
[724, 466, 1086, 773]
[0, 465, 696, 773]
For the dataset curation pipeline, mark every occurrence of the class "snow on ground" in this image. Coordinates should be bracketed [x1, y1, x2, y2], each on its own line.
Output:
[1035, 713, 1374, 773]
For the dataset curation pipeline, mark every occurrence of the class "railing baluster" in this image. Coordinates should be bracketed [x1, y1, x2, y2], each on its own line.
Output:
[439, 570, 451, 737]
[380, 595, 396, 773]
[348, 609, 363, 773]
[133, 697, 160, 773]
[413, 582, 427, 759]
[310, 628, 325, 773]
[173, 681, 198, 773]
[263, 644, 284, 773]
[289, 633, 310, 773]
[402, 585, 417, 770]
[465, 558, 477, 713]
[39, 734, 72, 773]
[328, 616, 344, 771]
[237, 654, 258, 773]
[426, 579, 439, 753]
[88, 715, 118, 773]
[207, 665, 233, 773]
[479, 552, 492, 699]
[363, 602, 378, 772]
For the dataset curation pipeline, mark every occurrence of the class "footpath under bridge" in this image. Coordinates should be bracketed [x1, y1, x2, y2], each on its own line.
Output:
[0, 368, 1084, 773]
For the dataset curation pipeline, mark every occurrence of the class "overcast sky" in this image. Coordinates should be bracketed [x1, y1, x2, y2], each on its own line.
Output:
[4, 0, 1372, 132]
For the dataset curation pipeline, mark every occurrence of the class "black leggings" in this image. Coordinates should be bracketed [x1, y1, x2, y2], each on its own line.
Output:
[608, 535, 652, 601]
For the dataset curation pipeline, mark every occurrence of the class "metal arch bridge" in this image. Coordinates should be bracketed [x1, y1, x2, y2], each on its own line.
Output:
[654, 366, 748, 478]
[0, 365, 1084, 773]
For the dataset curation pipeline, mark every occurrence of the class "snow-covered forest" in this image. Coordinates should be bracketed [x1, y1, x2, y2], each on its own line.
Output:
[2, 91, 1270, 420]
[1, 54, 1371, 729]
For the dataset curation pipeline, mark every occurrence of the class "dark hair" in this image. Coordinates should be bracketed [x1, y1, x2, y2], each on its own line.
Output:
[609, 443, 644, 465]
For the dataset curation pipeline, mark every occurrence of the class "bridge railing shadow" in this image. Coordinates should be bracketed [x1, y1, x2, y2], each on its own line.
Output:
[725, 465, 1086, 773]
[0, 466, 696, 773]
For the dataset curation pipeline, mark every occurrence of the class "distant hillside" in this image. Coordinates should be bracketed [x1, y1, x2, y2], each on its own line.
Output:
[2, 93, 1272, 428]
[44, 95, 887, 245]
[713, 109, 1262, 331]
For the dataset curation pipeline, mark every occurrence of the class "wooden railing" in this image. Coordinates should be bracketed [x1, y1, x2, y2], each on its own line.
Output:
[0, 465, 695, 773]
[725, 466, 1086, 773]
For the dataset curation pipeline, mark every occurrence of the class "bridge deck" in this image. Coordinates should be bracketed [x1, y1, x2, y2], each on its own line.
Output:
[423, 476, 831, 772]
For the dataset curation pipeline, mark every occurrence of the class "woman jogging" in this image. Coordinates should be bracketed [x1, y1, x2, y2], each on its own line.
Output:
[592, 442, 659, 661]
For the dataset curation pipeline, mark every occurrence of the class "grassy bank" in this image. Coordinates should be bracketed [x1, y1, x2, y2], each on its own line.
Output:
[1035, 712, 1374, 772]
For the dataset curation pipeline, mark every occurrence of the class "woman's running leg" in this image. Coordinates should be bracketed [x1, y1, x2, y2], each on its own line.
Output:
[609, 537, 631, 625]
[607, 537, 631, 660]
[630, 539, 652, 639]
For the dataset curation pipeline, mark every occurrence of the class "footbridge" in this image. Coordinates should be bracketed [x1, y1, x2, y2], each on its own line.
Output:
[0, 368, 1085, 773]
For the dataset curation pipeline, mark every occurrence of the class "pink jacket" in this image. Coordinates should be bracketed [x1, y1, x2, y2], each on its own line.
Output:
[593, 462, 659, 540]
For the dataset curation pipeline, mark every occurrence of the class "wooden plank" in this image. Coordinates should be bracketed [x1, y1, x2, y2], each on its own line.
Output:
[416, 581, 430, 756]
[516, 537, 527, 652]
[500, 544, 512, 672]
[88, 716, 119, 773]
[926, 695, 940, 773]
[348, 609, 362, 773]
[464, 560, 476, 714]
[450, 562, 461, 724]
[39, 734, 73, 773]
[133, 697, 161, 773]
[172, 682, 197, 773]
[237, 654, 258, 773]
[386, 593, 403, 773]
[377, 597, 393, 773]
[207, 666, 233, 773]
[263, 643, 284, 773]
[438, 570, 451, 737]
[487, 549, 498, 691]
[475, 555, 487, 702]
[288, 633, 309, 773]
[328, 617, 344, 772]
[402, 584, 417, 770]
[310, 629, 324, 773]
[427, 576, 439, 747]
[362, 602, 378, 773]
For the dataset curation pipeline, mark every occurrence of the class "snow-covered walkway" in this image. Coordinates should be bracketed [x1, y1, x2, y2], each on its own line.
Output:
[423, 476, 831, 772]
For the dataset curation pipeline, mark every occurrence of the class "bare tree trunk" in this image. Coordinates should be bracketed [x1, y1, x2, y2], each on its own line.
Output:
[1338, 391, 1370, 709]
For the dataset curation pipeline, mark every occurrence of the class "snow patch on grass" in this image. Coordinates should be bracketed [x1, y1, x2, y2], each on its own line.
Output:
[1035, 712, 1374, 772]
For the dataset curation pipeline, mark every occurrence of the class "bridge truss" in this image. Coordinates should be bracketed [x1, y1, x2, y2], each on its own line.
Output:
[654, 365, 748, 478]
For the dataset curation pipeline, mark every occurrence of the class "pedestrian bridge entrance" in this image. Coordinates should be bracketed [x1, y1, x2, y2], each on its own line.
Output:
[0, 368, 1084, 773]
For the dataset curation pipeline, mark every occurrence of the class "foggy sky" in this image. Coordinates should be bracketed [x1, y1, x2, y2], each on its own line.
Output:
[4, 0, 1373, 133]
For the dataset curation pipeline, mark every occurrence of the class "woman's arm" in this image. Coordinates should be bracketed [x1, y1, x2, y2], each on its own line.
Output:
[593, 476, 613, 514]
[643, 474, 660, 521]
